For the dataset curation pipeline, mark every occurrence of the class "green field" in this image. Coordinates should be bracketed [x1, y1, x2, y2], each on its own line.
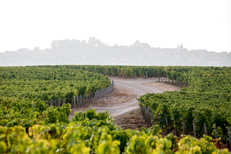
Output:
[0, 65, 230, 153]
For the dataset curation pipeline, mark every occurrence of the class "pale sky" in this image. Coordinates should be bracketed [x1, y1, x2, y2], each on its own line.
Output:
[0, 0, 230, 53]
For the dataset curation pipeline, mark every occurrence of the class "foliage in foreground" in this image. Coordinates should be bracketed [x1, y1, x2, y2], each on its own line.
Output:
[0, 109, 229, 154]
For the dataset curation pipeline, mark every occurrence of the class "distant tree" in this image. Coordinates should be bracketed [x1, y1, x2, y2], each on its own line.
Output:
[51, 40, 60, 49]
[88, 37, 102, 47]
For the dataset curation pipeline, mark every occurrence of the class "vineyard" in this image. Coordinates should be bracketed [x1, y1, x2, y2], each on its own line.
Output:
[0, 65, 230, 153]
[138, 67, 231, 147]
[0, 66, 110, 128]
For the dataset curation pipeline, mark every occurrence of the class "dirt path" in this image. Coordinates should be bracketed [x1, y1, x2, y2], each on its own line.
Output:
[69, 78, 180, 124]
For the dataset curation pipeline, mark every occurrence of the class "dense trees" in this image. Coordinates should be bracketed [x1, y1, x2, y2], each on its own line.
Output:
[1, 38, 231, 66]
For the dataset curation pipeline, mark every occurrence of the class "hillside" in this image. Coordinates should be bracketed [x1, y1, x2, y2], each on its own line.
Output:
[1, 38, 230, 66]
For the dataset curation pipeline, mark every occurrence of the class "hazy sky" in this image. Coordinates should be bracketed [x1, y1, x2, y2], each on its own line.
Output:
[0, 0, 230, 53]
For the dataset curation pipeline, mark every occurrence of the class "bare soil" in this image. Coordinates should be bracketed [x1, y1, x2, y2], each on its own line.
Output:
[69, 77, 180, 130]
[114, 108, 149, 131]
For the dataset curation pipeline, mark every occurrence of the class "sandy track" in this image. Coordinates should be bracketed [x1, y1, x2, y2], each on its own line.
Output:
[69, 78, 180, 121]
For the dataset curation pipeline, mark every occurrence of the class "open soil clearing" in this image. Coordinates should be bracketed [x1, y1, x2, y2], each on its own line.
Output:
[69, 78, 180, 130]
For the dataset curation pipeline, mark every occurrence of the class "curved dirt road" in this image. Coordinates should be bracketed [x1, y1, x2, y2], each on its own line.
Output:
[69, 78, 180, 120]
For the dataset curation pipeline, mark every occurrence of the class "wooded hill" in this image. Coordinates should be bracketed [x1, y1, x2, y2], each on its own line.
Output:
[1, 38, 230, 66]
